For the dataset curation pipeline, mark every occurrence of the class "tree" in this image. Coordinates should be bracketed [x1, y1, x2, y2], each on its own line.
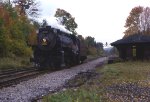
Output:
[41, 19, 48, 27]
[96, 42, 103, 49]
[139, 7, 150, 35]
[54, 8, 78, 35]
[124, 6, 143, 37]
[124, 6, 150, 37]
[0, 3, 35, 57]
[95, 42, 104, 56]
[85, 36, 96, 47]
[13, 0, 40, 17]
[30, 19, 40, 29]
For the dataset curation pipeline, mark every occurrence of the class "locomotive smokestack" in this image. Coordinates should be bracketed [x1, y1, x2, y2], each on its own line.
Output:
[46, 26, 52, 29]
[57, 29, 60, 33]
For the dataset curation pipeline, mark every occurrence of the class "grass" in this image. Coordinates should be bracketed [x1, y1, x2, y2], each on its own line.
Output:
[42, 88, 102, 102]
[0, 57, 32, 70]
[41, 61, 150, 102]
[101, 61, 150, 85]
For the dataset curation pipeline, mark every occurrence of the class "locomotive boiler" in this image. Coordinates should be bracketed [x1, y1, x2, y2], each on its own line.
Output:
[31, 26, 87, 70]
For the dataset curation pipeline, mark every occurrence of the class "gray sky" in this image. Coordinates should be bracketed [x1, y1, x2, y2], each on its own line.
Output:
[38, 0, 150, 44]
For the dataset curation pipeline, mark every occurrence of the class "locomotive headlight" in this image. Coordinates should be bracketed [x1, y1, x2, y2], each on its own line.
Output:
[43, 38, 47, 42]
[42, 38, 47, 45]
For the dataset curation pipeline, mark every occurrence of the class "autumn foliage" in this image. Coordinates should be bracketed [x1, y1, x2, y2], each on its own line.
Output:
[78, 35, 103, 56]
[0, 3, 36, 57]
[124, 6, 150, 38]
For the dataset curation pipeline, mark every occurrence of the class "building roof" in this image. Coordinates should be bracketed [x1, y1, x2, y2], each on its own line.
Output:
[111, 34, 150, 46]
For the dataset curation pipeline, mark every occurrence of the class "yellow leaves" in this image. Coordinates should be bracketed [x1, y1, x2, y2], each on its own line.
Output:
[124, 6, 143, 37]
[27, 29, 37, 46]
[0, 3, 33, 57]
[11, 40, 32, 56]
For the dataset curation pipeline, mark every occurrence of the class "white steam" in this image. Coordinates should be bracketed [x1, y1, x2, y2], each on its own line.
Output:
[47, 17, 71, 34]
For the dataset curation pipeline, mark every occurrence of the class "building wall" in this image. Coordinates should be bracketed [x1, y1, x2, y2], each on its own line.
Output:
[144, 46, 150, 60]
[116, 44, 150, 60]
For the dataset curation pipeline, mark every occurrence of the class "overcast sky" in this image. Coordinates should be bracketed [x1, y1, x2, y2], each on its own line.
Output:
[38, 0, 150, 44]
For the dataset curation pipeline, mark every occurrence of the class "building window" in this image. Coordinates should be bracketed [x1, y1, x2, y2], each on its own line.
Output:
[132, 46, 136, 57]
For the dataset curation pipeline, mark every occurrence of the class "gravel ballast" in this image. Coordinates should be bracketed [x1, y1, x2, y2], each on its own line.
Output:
[0, 57, 107, 102]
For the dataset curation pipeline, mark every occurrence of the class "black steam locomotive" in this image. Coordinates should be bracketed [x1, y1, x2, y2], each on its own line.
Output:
[31, 26, 87, 70]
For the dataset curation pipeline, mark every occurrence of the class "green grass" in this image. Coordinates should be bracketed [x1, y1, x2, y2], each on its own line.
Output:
[42, 61, 150, 102]
[0, 57, 31, 70]
[43, 88, 103, 102]
[101, 61, 150, 85]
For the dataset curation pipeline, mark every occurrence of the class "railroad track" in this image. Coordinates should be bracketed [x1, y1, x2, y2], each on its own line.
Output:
[0, 56, 107, 89]
[0, 67, 48, 89]
[0, 67, 36, 76]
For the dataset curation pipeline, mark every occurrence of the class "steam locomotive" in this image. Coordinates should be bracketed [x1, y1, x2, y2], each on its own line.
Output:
[31, 26, 87, 70]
